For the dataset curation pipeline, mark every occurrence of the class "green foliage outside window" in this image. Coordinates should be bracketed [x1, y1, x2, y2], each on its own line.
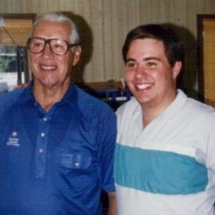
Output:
[0, 46, 17, 73]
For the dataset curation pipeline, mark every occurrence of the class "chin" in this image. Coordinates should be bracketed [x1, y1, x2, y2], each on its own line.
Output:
[136, 96, 151, 104]
[40, 80, 56, 87]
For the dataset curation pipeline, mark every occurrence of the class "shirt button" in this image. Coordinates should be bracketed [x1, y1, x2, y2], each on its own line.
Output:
[41, 133, 45, 137]
[43, 117, 47, 122]
[39, 148, 43, 153]
[75, 162, 80, 167]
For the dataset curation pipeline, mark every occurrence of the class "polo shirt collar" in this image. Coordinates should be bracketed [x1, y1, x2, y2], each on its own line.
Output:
[19, 81, 78, 106]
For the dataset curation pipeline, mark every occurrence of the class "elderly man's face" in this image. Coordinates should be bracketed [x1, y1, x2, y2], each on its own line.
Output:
[29, 20, 81, 89]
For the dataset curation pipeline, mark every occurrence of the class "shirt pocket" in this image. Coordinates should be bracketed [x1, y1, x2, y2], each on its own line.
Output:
[60, 153, 92, 170]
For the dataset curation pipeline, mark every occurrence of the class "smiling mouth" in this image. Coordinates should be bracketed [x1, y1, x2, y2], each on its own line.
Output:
[136, 84, 152, 90]
[40, 65, 56, 70]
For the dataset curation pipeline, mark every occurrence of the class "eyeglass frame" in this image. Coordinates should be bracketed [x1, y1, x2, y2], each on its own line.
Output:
[26, 37, 79, 56]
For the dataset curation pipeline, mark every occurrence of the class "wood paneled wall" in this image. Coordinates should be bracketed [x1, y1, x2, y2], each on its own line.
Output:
[1, 0, 215, 92]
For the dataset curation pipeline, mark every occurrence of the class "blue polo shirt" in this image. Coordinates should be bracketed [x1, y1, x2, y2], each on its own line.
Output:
[0, 83, 116, 215]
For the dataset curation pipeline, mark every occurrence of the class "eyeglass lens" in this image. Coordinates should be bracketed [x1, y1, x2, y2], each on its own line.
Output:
[28, 38, 69, 55]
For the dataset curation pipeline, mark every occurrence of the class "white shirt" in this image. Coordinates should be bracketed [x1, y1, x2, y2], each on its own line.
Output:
[115, 90, 215, 215]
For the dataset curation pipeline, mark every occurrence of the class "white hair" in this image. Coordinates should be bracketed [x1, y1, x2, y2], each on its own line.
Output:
[28, 12, 80, 50]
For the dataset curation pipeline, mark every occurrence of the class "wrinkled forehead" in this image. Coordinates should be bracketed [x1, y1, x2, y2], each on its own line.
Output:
[32, 20, 71, 41]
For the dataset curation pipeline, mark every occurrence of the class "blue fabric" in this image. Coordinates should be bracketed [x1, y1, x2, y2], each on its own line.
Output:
[115, 143, 208, 195]
[0, 83, 116, 215]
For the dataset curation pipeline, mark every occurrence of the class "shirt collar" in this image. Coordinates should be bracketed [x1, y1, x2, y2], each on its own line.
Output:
[18, 81, 78, 107]
[132, 89, 187, 123]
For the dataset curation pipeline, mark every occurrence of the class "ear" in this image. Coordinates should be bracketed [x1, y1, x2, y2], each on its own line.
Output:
[72, 45, 82, 66]
[172, 61, 182, 79]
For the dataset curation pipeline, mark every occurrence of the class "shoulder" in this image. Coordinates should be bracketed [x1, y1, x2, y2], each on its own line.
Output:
[116, 97, 139, 117]
[188, 99, 215, 129]
[74, 85, 116, 121]
[115, 97, 141, 129]
[175, 90, 215, 118]
[185, 97, 215, 118]
[177, 90, 215, 128]
[0, 89, 25, 112]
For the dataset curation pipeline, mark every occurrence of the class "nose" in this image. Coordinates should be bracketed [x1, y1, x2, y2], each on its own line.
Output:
[135, 64, 147, 78]
[41, 43, 54, 57]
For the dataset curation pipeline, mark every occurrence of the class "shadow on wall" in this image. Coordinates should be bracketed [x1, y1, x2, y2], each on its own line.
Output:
[55, 14, 202, 102]
[162, 23, 202, 101]
[61, 11, 93, 84]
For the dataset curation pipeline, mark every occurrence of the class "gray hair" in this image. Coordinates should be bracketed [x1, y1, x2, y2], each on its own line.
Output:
[28, 12, 80, 50]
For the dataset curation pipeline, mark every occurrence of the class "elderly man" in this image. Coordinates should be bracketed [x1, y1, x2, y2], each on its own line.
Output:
[0, 12, 116, 215]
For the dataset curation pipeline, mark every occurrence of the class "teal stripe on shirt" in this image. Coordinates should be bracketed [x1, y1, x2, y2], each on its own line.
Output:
[114, 143, 208, 195]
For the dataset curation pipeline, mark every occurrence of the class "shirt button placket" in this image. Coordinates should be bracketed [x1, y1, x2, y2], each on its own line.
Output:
[35, 116, 49, 179]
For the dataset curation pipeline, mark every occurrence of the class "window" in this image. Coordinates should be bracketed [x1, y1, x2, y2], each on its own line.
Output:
[0, 14, 36, 92]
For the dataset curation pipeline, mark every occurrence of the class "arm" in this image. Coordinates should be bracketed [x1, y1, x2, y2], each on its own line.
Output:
[107, 192, 117, 215]
[96, 104, 117, 214]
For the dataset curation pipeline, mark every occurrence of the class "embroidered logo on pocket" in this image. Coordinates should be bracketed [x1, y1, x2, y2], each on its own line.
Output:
[6, 131, 20, 147]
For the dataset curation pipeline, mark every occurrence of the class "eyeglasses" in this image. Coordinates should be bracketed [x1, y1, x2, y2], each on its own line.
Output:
[27, 37, 79, 55]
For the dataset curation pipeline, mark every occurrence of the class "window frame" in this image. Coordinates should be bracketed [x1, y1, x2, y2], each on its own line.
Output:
[0, 13, 36, 90]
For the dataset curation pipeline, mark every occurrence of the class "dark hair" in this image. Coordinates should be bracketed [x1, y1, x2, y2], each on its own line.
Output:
[122, 24, 184, 67]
